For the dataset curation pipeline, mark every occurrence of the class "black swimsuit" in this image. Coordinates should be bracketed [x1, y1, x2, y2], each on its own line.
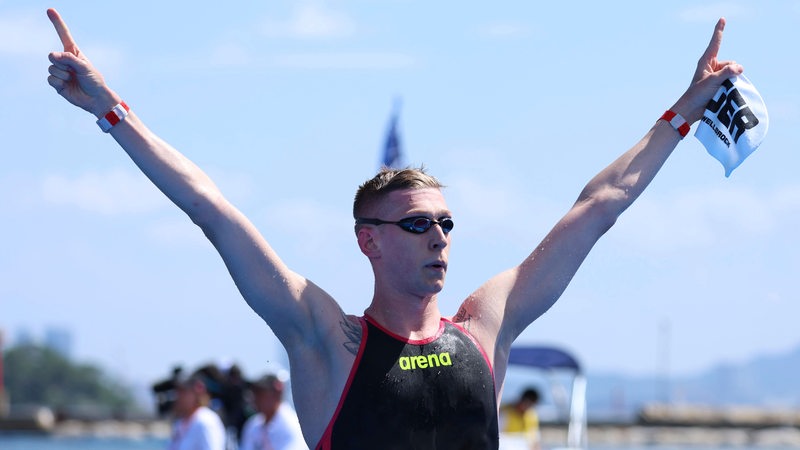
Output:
[315, 316, 498, 450]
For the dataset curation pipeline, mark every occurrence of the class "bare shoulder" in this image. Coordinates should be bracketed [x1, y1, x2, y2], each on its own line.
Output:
[450, 278, 508, 333]
[451, 304, 476, 332]
[449, 272, 522, 363]
[449, 299, 501, 360]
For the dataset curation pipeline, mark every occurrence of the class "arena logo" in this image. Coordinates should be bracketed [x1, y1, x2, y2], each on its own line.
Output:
[397, 352, 453, 370]
[703, 78, 760, 147]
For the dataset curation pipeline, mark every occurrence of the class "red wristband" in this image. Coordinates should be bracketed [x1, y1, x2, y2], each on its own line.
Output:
[97, 101, 130, 133]
[660, 110, 690, 138]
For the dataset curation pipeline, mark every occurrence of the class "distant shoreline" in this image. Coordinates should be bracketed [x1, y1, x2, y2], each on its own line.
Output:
[5, 404, 800, 448]
[2, 419, 800, 448]
[538, 423, 800, 448]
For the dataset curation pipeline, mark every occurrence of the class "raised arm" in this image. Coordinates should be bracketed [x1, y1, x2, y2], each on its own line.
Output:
[458, 19, 743, 363]
[45, 9, 344, 350]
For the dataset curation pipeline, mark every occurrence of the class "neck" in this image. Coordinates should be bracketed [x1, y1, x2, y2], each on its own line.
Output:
[365, 294, 442, 339]
[263, 405, 279, 423]
[178, 405, 201, 421]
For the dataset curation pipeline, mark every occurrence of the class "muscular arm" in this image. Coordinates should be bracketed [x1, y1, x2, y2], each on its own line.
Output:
[456, 18, 744, 370]
[45, 8, 341, 350]
[46, 10, 359, 442]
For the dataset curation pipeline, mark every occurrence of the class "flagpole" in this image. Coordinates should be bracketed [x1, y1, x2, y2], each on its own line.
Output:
[0, 329, 8, 418]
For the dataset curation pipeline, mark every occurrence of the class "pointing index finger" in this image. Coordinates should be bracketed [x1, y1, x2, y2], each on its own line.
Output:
[47, 8, 80, 55]
[701, 17, 726, 62]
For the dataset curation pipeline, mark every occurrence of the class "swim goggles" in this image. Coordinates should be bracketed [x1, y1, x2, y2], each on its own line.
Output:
[355, 216, 454, 235]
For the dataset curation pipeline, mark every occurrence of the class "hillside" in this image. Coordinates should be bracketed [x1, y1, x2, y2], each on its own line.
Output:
[586, 344, 800, 419]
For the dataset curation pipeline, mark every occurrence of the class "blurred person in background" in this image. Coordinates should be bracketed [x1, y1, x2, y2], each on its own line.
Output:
[169, 372, 227, 450]
[500, 387, 541, 450]
[240, 373, 307, 450]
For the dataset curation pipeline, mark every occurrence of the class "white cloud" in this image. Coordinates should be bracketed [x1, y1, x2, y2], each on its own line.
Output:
[477, 22, 532, 39]
[678, 3, 752, 22]
[261, 4, 356, 39]
[263, 198, 353, 257]
[0, 11, 53, 57]
[185, 6, 408, 71]
[442, 146, 566, 242]
[773, 184, 800, 213]
[273, 51, 415, 70]
[79, 43, 125, 76]
[41, 169, 166, 215]
[145, 217, 208, 248]
[159, 37, 415, 72]
[38, 164, 257, 216]
[612, 184, 799, 253]
[764, 98, 800, 123]
[208, 42, 253, 68]
[0, 9, 123, 75]
[440, 145, 800, 258]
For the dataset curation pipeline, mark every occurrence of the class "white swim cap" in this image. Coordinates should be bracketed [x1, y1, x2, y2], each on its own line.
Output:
[694, 74, 768, 177]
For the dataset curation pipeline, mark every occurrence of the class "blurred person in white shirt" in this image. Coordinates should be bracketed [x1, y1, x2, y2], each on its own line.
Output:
[240, 373, 307, 450]
[170, 373, 227, 450]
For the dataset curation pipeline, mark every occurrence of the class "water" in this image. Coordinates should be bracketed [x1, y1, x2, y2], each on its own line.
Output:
[0, 435, 167, 450]
[0, 436, 794, 450]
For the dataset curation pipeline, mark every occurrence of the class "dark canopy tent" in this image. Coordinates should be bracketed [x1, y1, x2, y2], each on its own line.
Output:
[508, 346, 581, 372]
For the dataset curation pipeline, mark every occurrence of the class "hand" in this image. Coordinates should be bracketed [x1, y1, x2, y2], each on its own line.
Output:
[673, 18, 744, 123]
[46, 8, 117, 117]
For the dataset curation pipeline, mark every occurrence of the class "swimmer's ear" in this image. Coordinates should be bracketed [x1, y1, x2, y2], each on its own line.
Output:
[357, 226, 380, 258]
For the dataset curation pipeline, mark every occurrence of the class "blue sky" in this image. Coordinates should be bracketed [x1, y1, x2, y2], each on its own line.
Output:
[2, 1, 799, 389]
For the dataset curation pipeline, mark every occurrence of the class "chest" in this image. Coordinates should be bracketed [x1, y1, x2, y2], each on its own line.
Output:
[325, 320, 498, 449]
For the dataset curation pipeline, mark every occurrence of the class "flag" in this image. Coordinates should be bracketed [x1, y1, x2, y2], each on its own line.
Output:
[381, 100, 403, 169]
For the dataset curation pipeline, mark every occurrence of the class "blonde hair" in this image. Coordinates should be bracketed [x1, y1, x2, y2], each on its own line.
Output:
[353, 166, 444, 219]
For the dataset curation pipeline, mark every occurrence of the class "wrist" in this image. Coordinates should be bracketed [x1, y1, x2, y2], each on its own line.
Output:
[669, 93, 707, 125]
[90, 89, 123, 119]
[96, 101, 130, 133]
[659, 110, 690, 139]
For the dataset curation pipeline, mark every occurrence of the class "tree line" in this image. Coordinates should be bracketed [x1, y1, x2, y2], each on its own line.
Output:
[3, 343, 145, 419]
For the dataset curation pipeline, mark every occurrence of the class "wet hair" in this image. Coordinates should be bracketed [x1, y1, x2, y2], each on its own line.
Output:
[353, 166, 444, 220]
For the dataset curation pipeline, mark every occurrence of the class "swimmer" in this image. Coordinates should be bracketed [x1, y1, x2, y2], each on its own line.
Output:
[46, 9, 743, 448]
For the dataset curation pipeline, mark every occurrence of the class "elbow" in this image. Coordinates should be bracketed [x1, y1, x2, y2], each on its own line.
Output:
[576, 187, 626, 235]
[185, 186, 230, 233]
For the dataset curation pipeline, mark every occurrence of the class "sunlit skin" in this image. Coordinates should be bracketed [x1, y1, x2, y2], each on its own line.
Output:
[358, 188, 452, 338]
[45, 7, 745, 445]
